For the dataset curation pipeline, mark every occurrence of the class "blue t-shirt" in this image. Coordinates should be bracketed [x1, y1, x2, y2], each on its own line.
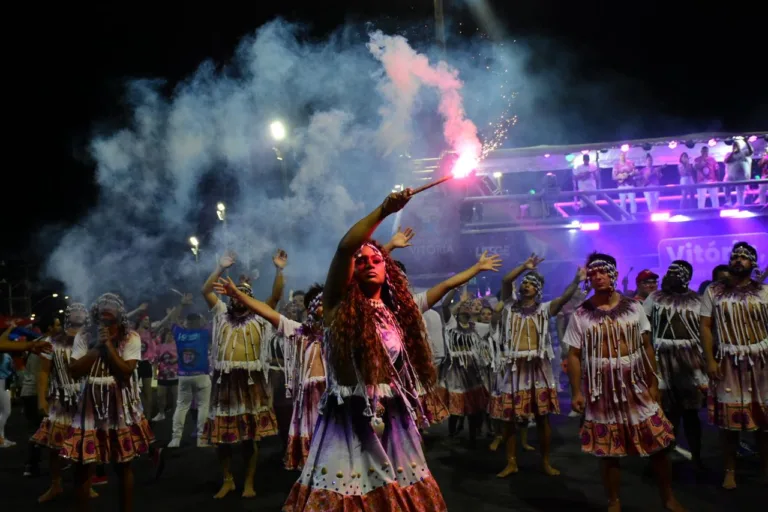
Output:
[0, 353, 13, 380]
[172, 325, 211, 377]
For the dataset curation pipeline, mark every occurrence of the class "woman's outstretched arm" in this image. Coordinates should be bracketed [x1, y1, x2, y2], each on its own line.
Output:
[324, 190, 413, 323]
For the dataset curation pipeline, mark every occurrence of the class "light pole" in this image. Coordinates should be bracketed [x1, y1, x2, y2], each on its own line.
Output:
[434, 0, 446, 59]
[270, 120, 289, 193]
[31, 293, 61, 311]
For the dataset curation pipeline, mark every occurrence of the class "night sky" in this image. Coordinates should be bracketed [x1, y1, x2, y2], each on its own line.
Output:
[6, 0, 765, 259]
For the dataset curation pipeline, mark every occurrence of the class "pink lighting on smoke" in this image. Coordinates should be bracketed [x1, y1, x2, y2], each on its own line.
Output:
[367, 32, 482, 170]
[748, 135, 757, 143]
[708, 138, 717, 147]
[651, 212, 670, 222]
[668, 141, 677, 149]
[580, 222, 600, 231]
[452, 151, 478, 178]
[620, 144, 629, 152]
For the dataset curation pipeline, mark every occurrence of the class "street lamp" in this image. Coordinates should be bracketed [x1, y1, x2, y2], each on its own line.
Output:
[216, 202, 226, 222]
[189, 236, 200, 262]
[270, 120, 289, 193]
[270, 121, 286, 141]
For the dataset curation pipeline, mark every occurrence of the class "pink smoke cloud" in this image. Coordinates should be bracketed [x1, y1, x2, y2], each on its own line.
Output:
[368, 31, 482, 167]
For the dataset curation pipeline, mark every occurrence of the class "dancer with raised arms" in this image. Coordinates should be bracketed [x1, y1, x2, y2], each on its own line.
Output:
[490, 254, 585, 477]
[284, 188, 447, 511]
[201, 250, 284, 499]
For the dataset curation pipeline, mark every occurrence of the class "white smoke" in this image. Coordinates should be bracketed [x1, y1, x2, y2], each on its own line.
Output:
[43, 20, 522, 306]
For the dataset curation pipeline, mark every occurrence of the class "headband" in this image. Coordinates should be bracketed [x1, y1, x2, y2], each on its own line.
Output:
[731, 246, 757, 265]
[306, 292, 324, 323]
[355, 242, 383, 260]
[236, 281, 254, 298]
[65, 303, 89, 330]
[585, 259, 618, 291]
[457, 300, 473, 315]
[90, 293, 130, 332]
[666, 263, 692, 287]
[521, 273, 544, 300]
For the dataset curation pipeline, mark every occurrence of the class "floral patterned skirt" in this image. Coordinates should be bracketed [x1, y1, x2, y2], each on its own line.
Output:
[204, 367, 279, 444]
[707, 351, 768, 431]
[488, 357, 560, 422]
[580, 356, 674, 457]
[58, 383, 154, 464]
[285, 377, 326, 470]
[283, 393, 446, 511]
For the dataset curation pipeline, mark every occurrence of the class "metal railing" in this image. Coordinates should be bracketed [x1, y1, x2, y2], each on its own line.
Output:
[457, 179, 768, 232]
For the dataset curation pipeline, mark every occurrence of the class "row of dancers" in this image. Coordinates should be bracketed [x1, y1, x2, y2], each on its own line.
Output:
[4, 186, 767, 511]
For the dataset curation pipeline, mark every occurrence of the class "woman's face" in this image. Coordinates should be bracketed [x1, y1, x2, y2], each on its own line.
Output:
[354, 245, 386, 286]
[479, 307, 493, 323]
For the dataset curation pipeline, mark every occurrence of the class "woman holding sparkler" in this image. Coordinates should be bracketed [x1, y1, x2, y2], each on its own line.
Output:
[283, 188, 447, 511]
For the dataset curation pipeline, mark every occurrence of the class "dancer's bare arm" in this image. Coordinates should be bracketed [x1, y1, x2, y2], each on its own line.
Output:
[550, 267, 586, 316]
[424, 252, 502, 309]
[324, 190, 412, 324]
[202, 252, 236, 309]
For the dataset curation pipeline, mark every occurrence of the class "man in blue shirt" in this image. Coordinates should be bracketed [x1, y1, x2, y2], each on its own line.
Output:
[168, 313, 212, 448]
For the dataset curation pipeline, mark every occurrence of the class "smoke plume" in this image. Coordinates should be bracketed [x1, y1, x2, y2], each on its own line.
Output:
[43, 20, 516, 307]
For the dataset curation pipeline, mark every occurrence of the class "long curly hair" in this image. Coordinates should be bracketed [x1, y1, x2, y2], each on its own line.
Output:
[328, 240, 436, 388]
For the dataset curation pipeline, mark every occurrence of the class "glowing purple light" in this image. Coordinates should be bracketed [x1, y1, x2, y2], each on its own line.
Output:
[580, 222, 600, 231]
[668, 141, 677, 149]
[544, 154, 550, 158]
[650, 212, 670, 222]
[620, 144, 629, 152]
[708, 138, 717, 147]
[748, 135, 757, 143]
[720, 209, 739, 218]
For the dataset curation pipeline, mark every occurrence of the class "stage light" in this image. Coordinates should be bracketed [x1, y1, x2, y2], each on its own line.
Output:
[720, 209, 739, 218]
[52, 293, 59, 298]
[734, 210, 757, 218]
[544, 154, 550, 158]
[568, 229, 578, 233]
[58, 309, 64, 314]
[651, 212, 670, 222]
[685, 141, 695, 149]
[668, 215, 690, 223]
[620, 144, 629, 152]
[581, 149, 589, 155]
[580, 222, 600, 231]
[568, 220, 581, 228]
[528, 189, 536, 195]
[747, 135, 757, 143]
[493, 172, 502, 178]
[708, 139, 717, 147]
[64, 296, 69, 300]
[189, 236, 199, 247]
[565, 154, 575, 162]
[668, 141, 677, 149]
